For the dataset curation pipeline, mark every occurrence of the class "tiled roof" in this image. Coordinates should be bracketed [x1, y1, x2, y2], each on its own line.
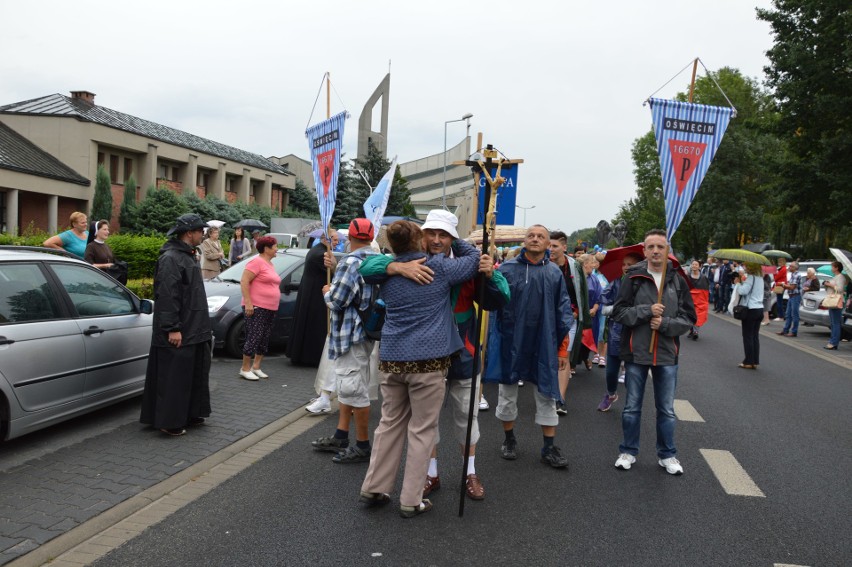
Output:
[0, 122, 89, 186]
[0, 94, 292, 176]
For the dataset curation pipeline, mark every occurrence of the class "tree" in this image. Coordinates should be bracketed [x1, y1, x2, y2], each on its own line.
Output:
[757, 0, 852, 252]
[287, 178, 320, 216]
[91, 164, 113, 223]
[133, 185, 189, 235]
[119, 174, 137, 233]
[352, 142, 415, 219]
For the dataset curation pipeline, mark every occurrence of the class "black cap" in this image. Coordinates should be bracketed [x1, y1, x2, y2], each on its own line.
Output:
[167, 213, 207, 236]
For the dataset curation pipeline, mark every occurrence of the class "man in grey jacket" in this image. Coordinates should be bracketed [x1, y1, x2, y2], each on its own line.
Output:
[611, 229, 696, 475]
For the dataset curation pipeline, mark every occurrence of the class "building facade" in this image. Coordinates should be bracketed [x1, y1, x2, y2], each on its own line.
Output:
[0, 90, 294, 235]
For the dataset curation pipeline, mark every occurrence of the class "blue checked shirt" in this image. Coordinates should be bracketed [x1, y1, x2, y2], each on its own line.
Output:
[787, 270, 803, 296]
[324, 248, 376, 359]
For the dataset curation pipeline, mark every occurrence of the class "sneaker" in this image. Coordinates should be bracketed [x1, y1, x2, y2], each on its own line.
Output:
[540, 445, 569, 469]
[518, 380, 524, 387]
[239, 369, 259, 381]
[658, 457, 684, 475]
[592, 355, 600, 365]
[311, 436, 348, 453]
[598, 358, 606, 368]
[332, 445, 370, 464]
[691, 333, 699, 341]
[251, 368, 269, 379]
[501, 437, 518, 460]
[399, 499, 432, 519]
[305, 397, 331, 414]
[618, 373, 626, 384]
[597, 393, 618, 412]
[615, 453, 636, 470]
[556, 402, 567, 416]
[479, 397, 490, 411]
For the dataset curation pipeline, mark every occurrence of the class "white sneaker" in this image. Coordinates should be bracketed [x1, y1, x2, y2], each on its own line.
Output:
[658, 457, 684, 475]
[239, 369, 259, 381]
[479, 397, 490, 411]
[251, 368, 269, 379]
[615, 453, 636, 470]
[618, 373, 626, 383]
[305, 397, 331, 414]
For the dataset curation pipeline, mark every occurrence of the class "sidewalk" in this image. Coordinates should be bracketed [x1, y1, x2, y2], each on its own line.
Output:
[0, 354, 319, 566]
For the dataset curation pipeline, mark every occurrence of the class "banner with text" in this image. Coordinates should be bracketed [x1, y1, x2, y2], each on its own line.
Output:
[649, 98, 733, 239]
[476, 164, 519, 226]
[306, 111, 348, 234]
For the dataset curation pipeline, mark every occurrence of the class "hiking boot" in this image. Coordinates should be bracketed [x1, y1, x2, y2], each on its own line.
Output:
[332, 445, 370, 464]
[312, 436, 348, 453]
[501, 437, 518, 460]
[540, 445, 569, 469]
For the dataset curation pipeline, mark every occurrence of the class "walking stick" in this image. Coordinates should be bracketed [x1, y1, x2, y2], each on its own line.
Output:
[458, 146, 506, 517]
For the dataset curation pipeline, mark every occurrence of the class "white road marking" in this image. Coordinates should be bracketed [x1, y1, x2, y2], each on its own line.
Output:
[674, 399, 705, 422]
[700, 449, 765, 497]
[774, 564, 811, 566]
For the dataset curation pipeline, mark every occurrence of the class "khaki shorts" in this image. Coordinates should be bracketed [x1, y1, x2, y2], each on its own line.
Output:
[335, 341, 375, 408]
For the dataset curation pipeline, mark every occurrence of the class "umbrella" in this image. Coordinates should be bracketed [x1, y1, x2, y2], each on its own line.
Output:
[762, 249, 793, 260]
[829, 248, 852, 275]
[206, 220, 226, 229]
[597, 243, 681, 283]
[233, 219, 268, 233]
[817, 265, 834, 276]
[298, 221, 324, 237]
[710, 248, 771, 266]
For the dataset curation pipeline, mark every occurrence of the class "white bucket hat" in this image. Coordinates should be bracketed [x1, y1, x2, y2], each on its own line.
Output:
[421, 209, 459, 239]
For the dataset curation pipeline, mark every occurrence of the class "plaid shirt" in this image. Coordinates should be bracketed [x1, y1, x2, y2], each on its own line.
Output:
[324, 248, 376, 358]
[787, 270, 803, 296]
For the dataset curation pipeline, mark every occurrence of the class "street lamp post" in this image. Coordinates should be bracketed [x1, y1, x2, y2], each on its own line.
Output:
[516, 204, 535, 226]
[442, 113, 473, 210]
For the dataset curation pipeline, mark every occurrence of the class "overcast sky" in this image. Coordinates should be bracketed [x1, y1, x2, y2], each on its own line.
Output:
[0, 0, 776, 233]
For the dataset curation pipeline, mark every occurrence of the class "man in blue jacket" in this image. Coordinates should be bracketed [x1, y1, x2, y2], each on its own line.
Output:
[612, 229, 696, 475]
[484, 225, 572, 469]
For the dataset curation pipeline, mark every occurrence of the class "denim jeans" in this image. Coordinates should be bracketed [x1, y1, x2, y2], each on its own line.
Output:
[828, 307, 843, 347]
[605, 354, 621, 396]
[783, 294, 801, 335]
[619, 363, 678, 459]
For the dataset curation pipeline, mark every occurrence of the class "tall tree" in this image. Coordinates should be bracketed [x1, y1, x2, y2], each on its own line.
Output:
[91, 164, 113, 223]
[287, 178, 320, 216]
[757, 0, 852, 252]
[352, 142, 415, 219]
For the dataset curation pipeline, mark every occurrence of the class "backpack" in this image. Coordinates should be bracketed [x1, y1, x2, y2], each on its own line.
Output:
[357, 284, 385, 341]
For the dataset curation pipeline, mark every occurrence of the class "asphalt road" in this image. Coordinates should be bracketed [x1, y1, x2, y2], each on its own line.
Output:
[84, 314, 850, 567]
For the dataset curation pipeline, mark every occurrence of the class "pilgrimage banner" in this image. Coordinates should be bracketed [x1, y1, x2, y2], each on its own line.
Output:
[363, 156, 398, 232]
[306, 111, 348, 234]
[475, 164, 519, 226]
[649, 98, 734, 239]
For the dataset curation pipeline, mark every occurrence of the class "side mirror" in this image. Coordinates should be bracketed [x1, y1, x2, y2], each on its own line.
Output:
[139, 299, 154, 314]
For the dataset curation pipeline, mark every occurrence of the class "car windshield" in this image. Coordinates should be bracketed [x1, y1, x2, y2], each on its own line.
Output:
[217, 254, 302, 282]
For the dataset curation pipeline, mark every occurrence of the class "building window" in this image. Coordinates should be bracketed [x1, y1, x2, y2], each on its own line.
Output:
[109, 155, 119, 181]
[197, 172, 208, 187]
[159, 164, 168, 179]
[124, 158, 133, 183]
[97, 152, 105, 166]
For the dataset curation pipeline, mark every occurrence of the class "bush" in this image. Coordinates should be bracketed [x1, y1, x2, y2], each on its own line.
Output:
[125, 278, 155, 300]
[132, 186, 189, 235]
[107, 234, 167, 279]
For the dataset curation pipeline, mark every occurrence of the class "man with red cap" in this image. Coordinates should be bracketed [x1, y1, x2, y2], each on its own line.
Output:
[310, 218, 380, 463]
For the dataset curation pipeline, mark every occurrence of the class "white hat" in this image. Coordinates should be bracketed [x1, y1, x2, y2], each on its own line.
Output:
[422, 209, 459, 239]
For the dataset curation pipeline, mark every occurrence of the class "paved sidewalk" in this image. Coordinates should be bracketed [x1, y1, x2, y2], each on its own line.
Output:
[0, 354, 320, 566]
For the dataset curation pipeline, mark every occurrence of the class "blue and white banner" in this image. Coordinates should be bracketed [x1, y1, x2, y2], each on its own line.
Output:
[649, 98, 733, 239]
[363, 156, 397, 234]
[306, 111, 348, 234]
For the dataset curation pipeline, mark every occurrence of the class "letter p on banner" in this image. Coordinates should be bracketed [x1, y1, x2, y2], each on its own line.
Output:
[649, 98, 733, 239]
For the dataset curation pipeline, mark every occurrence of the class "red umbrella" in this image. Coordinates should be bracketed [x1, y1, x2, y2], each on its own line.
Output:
[597, 244, 682, 283]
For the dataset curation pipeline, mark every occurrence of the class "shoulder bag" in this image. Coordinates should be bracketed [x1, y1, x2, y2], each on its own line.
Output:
[821, 293, 844, 309]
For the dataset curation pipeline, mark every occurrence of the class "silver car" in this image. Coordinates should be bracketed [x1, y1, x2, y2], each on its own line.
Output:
[799, 273, 850, 339]
[0, 247, 153, 441]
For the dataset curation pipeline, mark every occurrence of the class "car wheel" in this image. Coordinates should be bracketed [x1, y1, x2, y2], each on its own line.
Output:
[225, 318, 246, 359]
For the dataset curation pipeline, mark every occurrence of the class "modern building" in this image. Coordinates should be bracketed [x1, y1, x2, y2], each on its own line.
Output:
[0, 90, 294, 235]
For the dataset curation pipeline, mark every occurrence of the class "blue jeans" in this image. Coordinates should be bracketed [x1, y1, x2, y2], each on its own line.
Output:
[605, 353, 621, 396]
[783, 294, 801, 335]
[619, 363, 678, 459]
[829, 308, 842, 347]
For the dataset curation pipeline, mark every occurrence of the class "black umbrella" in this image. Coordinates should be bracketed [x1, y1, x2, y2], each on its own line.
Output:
[233, 219, 268, 233]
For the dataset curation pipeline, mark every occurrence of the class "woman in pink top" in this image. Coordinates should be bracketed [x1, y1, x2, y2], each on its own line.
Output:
[239, 236, 281, 380]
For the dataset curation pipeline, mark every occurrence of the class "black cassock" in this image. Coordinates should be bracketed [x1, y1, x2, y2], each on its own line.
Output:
[286, 243, 328, 367]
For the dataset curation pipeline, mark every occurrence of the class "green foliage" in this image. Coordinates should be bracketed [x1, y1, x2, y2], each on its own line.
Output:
[91, 164, 113, 222]
[119, 174, 137, 232]
[287, 178, 320, 216]
[106, 234, 166, 280]
[331, 153, 369, 225]
[132, 186, 189, 235]
[352, 142, 416, 218]
[125, 279, 154, 300]
[0, 228, 50, 246]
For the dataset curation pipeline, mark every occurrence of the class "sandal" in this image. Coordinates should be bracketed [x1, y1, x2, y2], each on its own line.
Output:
[359, 491, 390, 507]
[399, 499, 433, 518]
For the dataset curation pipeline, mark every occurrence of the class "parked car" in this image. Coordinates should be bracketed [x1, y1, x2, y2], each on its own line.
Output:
[799, 274, 852, 340]
[265, 233, 301, 248]
[205, 247, 343, 357]
[0, 246, 153, 441]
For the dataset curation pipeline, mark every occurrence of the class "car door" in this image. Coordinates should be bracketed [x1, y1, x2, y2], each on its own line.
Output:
[0, 262, 86, 411]
[275, 262, 305, 343]
[48, 262, 152, 399]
